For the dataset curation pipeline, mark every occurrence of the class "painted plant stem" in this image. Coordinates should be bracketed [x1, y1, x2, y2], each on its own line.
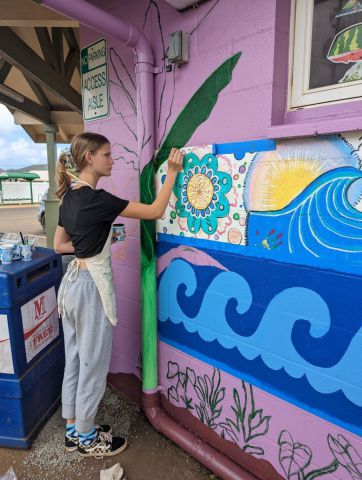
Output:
[139, 52, 241, 390]
[304, 460, 339, 480]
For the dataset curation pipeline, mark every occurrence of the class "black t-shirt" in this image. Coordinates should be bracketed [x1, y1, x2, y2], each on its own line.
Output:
[58, 187, 129, 258]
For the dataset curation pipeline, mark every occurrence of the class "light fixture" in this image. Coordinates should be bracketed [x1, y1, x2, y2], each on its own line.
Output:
[163, 0, 210, 12]
[0, 84, 25, 103]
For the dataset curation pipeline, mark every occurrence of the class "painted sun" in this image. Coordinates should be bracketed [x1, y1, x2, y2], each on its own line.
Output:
[244, 141, 349, 212]
[262, 157, 325, 211]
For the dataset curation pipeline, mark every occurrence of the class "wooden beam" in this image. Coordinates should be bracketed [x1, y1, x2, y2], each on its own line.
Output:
[0, 91, 50, 124]
[51, 27, 64, 77]
[64, 28, 80, 74]
[58, 125, 69, 142]
[0, 0, 78, 27]
[14, 110, 83, 125]
[50, 111, 83, 124]
[14, 111, 42, 125]
[0, 59, 12, 83]
[35, 27, 57, 70]
[25, 77, 52, 110]
[64, 48, 79, 82]
[0, 27, 82, 112]
[64, 28, 78, 51]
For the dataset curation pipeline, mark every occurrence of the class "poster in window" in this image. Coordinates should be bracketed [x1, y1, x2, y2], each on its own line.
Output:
[310, 0, 362, 88]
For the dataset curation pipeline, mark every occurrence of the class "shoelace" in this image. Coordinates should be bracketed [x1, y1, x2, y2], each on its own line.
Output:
[93, 431, 113, 460]
[99, 430, 112, 443]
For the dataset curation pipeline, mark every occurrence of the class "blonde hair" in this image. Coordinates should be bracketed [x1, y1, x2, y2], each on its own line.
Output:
[55, 132, 110, 199]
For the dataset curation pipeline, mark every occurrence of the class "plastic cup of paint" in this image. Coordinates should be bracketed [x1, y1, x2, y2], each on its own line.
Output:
[13, 242, 21, 260]
[0, 244, 15, 264]
[112, 224, 126, 243]
[20, 244, 33, 262]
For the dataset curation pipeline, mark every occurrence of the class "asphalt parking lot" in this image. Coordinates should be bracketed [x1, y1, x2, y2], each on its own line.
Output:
[0, 204, 47, 247]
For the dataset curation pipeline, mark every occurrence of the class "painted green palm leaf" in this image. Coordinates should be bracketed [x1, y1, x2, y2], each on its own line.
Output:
[140, 50, 241, 391]
[154, 51, 242, 171]
[140, 50, 242, 264]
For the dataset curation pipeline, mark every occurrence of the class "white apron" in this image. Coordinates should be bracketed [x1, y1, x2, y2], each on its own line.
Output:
[58, 226, 117, 326]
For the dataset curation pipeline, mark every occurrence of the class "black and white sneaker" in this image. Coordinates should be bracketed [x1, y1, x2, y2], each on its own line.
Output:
[78, 430, 127, 459]
[65, 424, 112, 452]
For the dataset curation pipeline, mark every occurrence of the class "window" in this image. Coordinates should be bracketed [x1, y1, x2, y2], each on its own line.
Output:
[290, 0, 362, 109]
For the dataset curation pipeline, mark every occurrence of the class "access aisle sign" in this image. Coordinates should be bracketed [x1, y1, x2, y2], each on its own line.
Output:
[81, 38, 109, 121]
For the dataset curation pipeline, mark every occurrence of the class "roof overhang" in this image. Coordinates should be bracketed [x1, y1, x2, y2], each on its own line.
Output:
[0, 0, 83, 143]
[0, 172, 40, 180]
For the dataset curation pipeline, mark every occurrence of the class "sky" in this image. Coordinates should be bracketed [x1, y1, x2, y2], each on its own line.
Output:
[0, 104, 68, 170]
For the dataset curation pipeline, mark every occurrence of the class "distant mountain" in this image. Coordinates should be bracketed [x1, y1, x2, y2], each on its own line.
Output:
[7, 164, 48, 173]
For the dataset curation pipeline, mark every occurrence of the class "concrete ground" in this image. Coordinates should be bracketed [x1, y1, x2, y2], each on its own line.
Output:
[0, 206, 215, 480]
[0, 387, 213, 480]
[0, 204, 47, 247]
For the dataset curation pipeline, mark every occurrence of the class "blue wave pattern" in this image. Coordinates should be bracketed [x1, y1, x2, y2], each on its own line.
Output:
[248, 167, 362, 273]
[158, 258, 362, 408]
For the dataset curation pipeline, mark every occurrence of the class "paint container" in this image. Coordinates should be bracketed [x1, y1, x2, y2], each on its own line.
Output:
[0, 244, 15, 264]
[12, 243, 21, 260]
[112, 224, 126, 243]
[20, 244, 33, 262]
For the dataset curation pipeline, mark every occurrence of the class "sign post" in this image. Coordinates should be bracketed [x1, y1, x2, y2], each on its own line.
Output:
[81, 38, 109, 121]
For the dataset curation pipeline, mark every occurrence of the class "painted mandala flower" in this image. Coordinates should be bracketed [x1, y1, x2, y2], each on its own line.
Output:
[174, 153, 232, 235]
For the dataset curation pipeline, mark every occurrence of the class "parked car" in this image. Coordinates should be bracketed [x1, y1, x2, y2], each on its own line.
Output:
[37, 189, 47, 232]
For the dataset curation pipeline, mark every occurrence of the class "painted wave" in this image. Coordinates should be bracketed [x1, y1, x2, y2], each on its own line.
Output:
[158, 258, 362, 406]
[248, 167, 362, 264]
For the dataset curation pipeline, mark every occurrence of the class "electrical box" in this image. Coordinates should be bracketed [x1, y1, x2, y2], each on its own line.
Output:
[168, 31, 189, 66]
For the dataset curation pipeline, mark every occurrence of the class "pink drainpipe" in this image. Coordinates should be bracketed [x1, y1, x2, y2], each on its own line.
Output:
[34, 1, 257, 478]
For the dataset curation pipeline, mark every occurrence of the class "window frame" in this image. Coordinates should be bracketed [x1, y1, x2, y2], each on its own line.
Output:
[289, 0, 362, 110]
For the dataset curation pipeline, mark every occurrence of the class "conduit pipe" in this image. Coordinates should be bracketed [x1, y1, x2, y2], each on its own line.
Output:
[33, 1, 257, 478]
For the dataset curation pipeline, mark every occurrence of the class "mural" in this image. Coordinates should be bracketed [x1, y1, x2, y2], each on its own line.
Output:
[83, 0, 362, 477]
[247, 135, 362, 274]
[157, 245, 362, 435]
[157, 145, 252, 243]
[156, 134, 362, 439]
[159, 345, 362, 480]
[166, 361, 271, 456]
[157, 134, 362, 274]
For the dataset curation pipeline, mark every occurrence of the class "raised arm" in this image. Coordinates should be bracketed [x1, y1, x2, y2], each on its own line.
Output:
[121, 148, 184, 220]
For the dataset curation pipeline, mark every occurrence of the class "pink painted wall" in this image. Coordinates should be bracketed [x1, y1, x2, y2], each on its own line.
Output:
[159, 342, 362, 480]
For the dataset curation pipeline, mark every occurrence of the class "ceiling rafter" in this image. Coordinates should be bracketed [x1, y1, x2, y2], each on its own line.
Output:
[64, 48, 79, 82]
[64, 28, 80, 74]
[51, 27, 64, 77]
[35, 27, 57, 70]
[0, 90, 50, 124]
[0, 59, 12, 84]
[0, 26, 82, 113]
[25, 76, 52, 110]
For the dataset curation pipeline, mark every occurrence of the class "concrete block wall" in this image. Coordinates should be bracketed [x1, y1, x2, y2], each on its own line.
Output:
[81, 1, 362, 478]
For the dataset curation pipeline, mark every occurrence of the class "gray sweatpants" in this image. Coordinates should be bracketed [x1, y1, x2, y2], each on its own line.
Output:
[60, 269, 113, 433]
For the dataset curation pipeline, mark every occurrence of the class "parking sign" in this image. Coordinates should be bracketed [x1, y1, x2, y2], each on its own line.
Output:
[81, 38, 109, 121]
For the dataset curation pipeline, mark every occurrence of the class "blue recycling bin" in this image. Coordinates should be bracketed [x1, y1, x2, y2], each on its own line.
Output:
[0, 247, 64, 448]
